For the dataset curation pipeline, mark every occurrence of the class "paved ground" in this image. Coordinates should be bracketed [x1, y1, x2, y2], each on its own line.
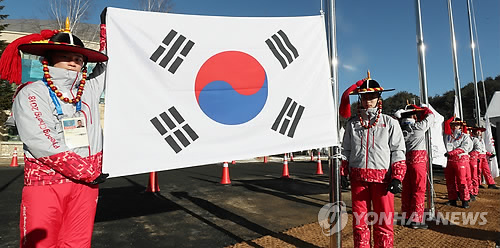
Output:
[1, 157, 336, 247]
[229, 171, 500, 248]
[0, 157, 499, 247]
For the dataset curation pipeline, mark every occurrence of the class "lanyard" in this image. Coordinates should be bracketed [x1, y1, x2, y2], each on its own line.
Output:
[44, 78, 81, 115]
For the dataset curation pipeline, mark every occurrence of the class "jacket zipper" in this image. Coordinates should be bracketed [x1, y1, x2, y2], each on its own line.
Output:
[365, 127, 370, 169]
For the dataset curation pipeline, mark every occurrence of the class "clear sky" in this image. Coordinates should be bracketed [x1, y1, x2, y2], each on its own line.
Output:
[4, 0, 500, 100]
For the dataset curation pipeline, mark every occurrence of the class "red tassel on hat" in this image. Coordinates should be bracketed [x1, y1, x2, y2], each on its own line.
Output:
[0, 30, 57, 85]
[339, 79, 365, 119]
[419, 106, 432, 121]
[444, 116, 454, 135]
[407, 104, 426, 121]
[99, 24, 107, 52]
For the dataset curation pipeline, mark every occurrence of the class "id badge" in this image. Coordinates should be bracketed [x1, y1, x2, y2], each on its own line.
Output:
[61, 117, 89, 148]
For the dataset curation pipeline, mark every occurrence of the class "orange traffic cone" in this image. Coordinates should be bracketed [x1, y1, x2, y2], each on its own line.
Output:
[281, 154, 290, 179]
[146, 171, 160, 193]
[316, 150, 324, 175]
[10, 147, 19, 167]
[311, 150, 314, 161]
[263, 156, 268, 163]
[220, 162, 231, 185]
[231, 160, 236, 165]
[290, 152, 294, 162]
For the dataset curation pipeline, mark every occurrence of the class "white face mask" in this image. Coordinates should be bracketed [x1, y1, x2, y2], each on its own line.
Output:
[401, 118, 415, 139]
[453, 128, 462, 136]
[401, 118, 415, 125]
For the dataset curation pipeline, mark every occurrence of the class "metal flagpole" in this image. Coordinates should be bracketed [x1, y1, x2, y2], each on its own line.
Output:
[325, 0, 342, 247]
[414, 0, 435, 221]
[470, 0, 489, 112]
[466, 0, 482, 126]
[447, 0, 464, 118]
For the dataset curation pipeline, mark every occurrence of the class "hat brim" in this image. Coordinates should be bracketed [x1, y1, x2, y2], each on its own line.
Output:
[19, 43, 108, 63]
[399, 108, 424, 115]
[350, 88, 395, 95]
[450, 121, 466, 126]
[471, 127, 486, 132]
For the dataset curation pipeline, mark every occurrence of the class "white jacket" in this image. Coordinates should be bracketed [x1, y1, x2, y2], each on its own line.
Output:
[12, 64, 106, 186]
[342, 108, 406, 183]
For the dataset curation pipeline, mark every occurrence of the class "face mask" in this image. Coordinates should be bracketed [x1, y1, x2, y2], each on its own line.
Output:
[400, 118, 414, 138]
[453, 128, 462, 136]
[401, 118, 415, 125]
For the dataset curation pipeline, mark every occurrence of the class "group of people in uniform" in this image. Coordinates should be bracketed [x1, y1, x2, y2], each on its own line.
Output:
[339, 74, 498, 248]
[0, 6, 498, 246]
[442, 116, 498, 210]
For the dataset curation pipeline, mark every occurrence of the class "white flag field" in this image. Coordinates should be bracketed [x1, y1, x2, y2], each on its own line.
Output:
[484, 115, 499, 178]
[428, 105, 447, 167]
[103, 8, 338, 177]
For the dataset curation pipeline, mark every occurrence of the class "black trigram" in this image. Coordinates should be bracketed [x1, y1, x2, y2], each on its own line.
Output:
[150, 107, 199, 153]
[271, 97, 305, 138]
[150, 29, 195, 74]
[265, 30, 299, 69]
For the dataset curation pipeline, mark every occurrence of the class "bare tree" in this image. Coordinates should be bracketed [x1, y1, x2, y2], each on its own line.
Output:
[138, 0, 173, 12]
[47, 0, 99, 48]
[49, 0, 93, 32]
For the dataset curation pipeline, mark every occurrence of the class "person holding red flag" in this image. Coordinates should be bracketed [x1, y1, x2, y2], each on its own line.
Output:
[394, 103, 433, 229]
[339, 72, 406, 248]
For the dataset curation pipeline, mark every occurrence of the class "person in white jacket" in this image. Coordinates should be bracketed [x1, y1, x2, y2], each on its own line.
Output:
[339, 73, 406, 248]
[469, 126, 498, 190]
[443, 117, 472, 208]
[0, 15, 109, 247]
[395, 104, 433, 229]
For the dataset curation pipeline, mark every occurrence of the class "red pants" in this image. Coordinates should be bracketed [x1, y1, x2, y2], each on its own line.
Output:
[20, 182, 99, 248]
[464, 158, 472, 197]
[401, 150, 427, 223]
[445, 156, 470, 201]
[469, 156, 479, 196]
[478, 154, 495, 185]
[351, 180, 394, 248]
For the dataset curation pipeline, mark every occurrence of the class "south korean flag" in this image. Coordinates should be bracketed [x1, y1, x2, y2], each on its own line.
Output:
[103, 8, 338, 177]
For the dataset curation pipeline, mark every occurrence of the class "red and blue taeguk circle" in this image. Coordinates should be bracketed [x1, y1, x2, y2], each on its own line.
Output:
[195, 51, 268, 125]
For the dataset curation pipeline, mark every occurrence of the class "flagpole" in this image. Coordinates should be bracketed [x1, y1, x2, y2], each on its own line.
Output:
[447, 0, 464, 118]
[470, 0, 489, 112]
[325, 0, 342, 247]
[466, 0, 481, 126]
[414, 0, 435, 221]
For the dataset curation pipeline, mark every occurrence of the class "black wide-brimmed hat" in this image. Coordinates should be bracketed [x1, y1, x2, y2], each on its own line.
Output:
[0, 18, 108, 84]
[339, 71, 395, 118]
[19, 30, 108, 63]
[444, 116, 466, 135]
[349, 79, 395, 95]
[450, 117, 467, 126]
[469, 125, 486, 132]
[397, 104, 425, 118]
